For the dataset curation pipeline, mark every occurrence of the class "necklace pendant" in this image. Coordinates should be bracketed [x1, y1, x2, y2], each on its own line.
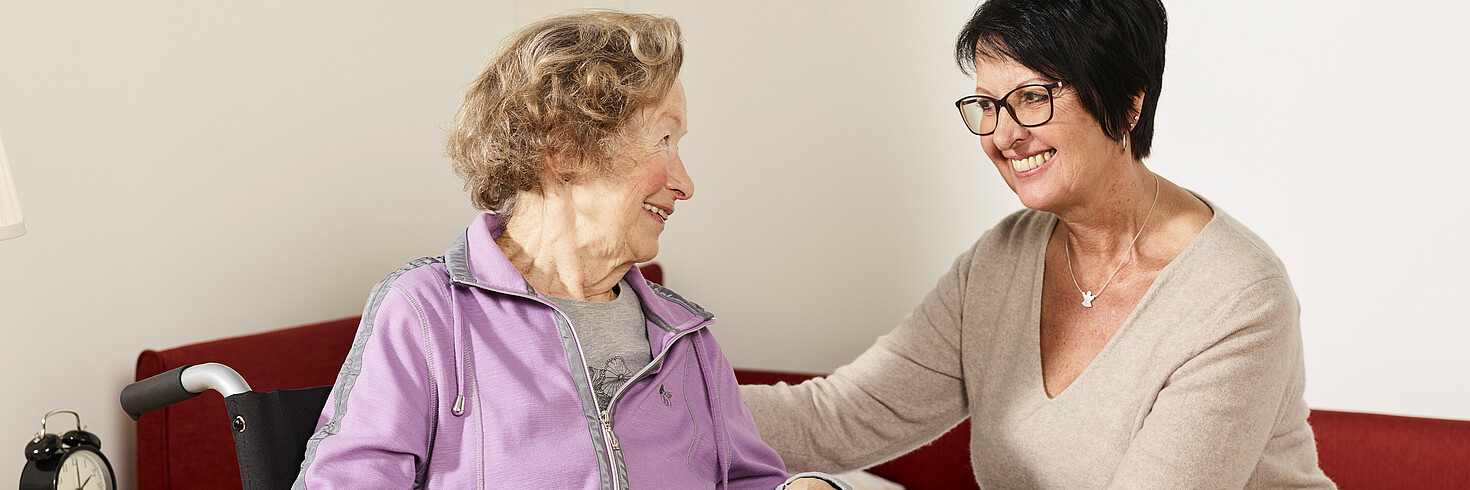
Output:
[1081, 291, 1096, 308]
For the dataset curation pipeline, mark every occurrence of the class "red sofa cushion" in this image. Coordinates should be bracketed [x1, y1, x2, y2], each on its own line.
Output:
[1309, 409, 1470, 489]
[639, 262, 662, 285]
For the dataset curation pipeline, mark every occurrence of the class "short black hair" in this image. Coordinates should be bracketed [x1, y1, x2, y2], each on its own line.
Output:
[955, 0, 1167, 160]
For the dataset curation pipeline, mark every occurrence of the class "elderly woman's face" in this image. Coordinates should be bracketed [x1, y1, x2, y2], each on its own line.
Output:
[974, 57, 1127, 213]
[568, 79, 693, 263]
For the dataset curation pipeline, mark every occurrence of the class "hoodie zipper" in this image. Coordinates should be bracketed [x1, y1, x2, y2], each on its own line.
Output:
[593, 317, 713, 490]
[601, 320, 708, 429]
[453, 278, 712, 490]
[451, 283, 626, 490]
[555, 302, 712, 490]
[552, 308, 626, 490]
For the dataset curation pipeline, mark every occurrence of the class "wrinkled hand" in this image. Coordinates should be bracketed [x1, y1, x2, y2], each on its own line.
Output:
[783, 477, 839, 490]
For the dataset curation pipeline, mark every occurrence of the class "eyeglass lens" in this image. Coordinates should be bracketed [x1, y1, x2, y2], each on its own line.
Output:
[958, 84, 1055, 135]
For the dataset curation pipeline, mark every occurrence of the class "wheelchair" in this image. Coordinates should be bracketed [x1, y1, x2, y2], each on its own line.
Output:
[122, 363, 329, 489]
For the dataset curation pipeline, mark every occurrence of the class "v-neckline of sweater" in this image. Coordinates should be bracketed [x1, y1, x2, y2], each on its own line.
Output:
[1029, 203, 1222, 403]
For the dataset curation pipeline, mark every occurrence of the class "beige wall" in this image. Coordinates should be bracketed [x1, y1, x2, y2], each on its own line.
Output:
[2, 1, 1468, 488]
[0, 2, 511, 487]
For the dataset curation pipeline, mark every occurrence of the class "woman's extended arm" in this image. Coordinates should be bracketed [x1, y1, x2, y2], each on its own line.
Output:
[740, 246, 979, 474]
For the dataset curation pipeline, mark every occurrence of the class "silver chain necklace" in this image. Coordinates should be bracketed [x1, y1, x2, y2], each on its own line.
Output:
[1064, 173, 1160, 308]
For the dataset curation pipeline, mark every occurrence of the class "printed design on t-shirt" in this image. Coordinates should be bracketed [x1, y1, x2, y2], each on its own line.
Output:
[658, 384, 673, 407]
[592, 356, 634, 405]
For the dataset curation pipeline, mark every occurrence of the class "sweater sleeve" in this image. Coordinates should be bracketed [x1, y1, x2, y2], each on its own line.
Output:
[294, 287, 435, 489]
[1106, 275, 1312, 488]
[740, 245, 976, 473]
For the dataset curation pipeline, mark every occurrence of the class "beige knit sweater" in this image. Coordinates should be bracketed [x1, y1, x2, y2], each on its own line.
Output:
[741, 204, 1336, 489]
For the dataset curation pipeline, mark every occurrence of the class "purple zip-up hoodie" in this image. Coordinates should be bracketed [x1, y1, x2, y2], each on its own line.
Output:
[293, 213, 792, 489]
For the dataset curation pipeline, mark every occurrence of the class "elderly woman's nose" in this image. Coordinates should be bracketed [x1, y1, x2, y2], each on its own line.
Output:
[667, 156, 694, 200]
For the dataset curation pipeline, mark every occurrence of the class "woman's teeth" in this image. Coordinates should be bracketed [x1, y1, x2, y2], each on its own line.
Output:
[1010, 149, 1056, 172]
[642, 203, 669, 219]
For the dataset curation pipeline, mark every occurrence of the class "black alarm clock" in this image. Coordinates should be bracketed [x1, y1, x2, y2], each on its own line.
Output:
[19, 410, 115, 490]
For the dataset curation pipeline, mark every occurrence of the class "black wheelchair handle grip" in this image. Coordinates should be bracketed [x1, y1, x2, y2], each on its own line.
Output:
[121, 364, 200, 420]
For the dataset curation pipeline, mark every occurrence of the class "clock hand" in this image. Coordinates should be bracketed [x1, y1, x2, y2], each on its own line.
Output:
[82, 474, 94, 488]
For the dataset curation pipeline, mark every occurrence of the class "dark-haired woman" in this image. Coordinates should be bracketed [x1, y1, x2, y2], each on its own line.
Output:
[741, 0, 1335, 487]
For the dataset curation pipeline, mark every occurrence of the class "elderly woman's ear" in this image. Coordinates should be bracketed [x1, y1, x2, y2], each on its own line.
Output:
[544, 154, 572, 184]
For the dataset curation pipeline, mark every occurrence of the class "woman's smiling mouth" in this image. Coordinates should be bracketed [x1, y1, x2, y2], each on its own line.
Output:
[1010, 149, 1056, 172]
[642, 202, 670, 221]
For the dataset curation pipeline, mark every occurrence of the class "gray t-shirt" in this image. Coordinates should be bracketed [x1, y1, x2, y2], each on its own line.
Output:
[549, 281, 652, 409]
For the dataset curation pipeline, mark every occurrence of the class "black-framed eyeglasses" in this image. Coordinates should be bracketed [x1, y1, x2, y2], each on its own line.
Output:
[954, 82, 1062, 136]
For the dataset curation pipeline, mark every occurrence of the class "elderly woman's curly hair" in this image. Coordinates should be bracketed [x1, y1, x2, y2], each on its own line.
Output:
[447, 11, 684, 216]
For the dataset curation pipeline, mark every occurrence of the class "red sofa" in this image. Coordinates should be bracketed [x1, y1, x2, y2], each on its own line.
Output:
[133, 316, 1470, 489]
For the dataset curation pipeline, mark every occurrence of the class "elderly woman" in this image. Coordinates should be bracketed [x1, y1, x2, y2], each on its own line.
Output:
[742, 1, 1335, 488]
[294, 11, 843, 490]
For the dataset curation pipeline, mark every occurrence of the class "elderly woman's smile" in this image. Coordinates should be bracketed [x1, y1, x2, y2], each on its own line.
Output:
[642, 203, 671, 221]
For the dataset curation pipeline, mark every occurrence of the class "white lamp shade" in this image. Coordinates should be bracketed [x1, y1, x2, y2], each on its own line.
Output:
[0, 132, 25, 241]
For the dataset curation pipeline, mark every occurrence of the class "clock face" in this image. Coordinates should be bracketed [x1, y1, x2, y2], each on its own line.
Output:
[55, 449, 114, 490]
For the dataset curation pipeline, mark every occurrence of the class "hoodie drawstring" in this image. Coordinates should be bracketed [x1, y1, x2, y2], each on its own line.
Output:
[449, 283, 469, 417]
